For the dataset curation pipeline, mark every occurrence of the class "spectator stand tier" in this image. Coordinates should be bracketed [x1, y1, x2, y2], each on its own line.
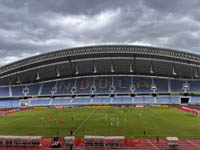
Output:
[51, 97, 71, 105]
[94, 77, 112, 94]
[92, 97, 111, 104]
[74, 78, 93, 94]
[112, 96, 132, 103]
[72, 97, 91, 104]
[12, 85, 25, 97]
[29, 98, 51, 106]
[0, 99, 20, 108]
[190, 96, 200, 105]
[0, 86, 10, 97]
[133, 77, 153, 93]
[153, 78, 169, 93]
[170, 80, 185, 93]
[55, 79, 75, 95]
[114, 76, 131, 94]
[41, 81, 57, 96]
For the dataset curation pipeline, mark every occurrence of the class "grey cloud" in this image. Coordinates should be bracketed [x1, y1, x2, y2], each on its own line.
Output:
[0, 0, 200, 66]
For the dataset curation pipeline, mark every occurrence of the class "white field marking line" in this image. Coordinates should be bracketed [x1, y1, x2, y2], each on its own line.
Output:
[186, 140, 200, 148]
[149, 109, 176, 127]
[73, 108, 98, 135]
[148, 139, 160, 150]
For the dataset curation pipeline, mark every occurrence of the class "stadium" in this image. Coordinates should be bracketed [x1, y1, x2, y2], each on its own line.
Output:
[1, 45, 200, 149]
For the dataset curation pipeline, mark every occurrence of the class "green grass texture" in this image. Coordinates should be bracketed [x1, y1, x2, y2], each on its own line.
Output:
[0, 107, 200, 139]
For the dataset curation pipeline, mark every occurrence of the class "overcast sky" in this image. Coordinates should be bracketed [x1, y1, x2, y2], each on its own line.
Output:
[0, 0, 200, 66]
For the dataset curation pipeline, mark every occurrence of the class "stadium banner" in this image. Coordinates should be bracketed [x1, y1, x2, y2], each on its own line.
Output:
[55, 106, 64, 109]
[33, 107, 46, 109]
[136, 105, 144, 108]
[156, 105, 169, 108]
[8, 109, 15, 113]
[87, 106, 110, 108]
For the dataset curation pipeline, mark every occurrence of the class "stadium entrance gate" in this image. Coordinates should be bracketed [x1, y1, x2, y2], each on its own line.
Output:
[180, 97, 190, 104]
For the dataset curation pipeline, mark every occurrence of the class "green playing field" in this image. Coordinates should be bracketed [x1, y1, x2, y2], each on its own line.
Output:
[0, 107, 200, 138]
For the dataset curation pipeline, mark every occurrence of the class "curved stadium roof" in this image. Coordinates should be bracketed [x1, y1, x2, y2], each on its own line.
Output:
[0, 45, 200, 85]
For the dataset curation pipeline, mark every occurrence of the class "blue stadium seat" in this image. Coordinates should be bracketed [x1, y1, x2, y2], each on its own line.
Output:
[187, 81, 200, 93]
[72, 97, 91, 104]
[170, 80, 185, 93]
[0, 99, 19, 108]
[29, 98, 51, 106]
[114, 76, 131, 93]
[52, 97, 71, 105]
[92, 97, 111, 104]
[190, 96, 200, 104]
[75, 78, 93, 94]
[27, 84, 41, 96]
[134, 96, 144, 103]
[156, 96, 173, 104]
[144, 96, 155, 103]
[94, 77, 112, 94]
[133, 77, 152, 93]
[153, 78, 169, 93]
[0, 86, 10, 97]
[55, 79, 75, 95]
[113, 96, 132, 103]
[12, 86, 25, 97]
[41, 81, 57, 96]
[170, 96, 180, 104]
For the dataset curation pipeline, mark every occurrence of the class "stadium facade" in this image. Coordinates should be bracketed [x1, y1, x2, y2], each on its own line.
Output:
[0, 45, 200, 108]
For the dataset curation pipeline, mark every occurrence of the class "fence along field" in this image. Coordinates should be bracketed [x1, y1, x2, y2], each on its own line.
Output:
[0, 107, 199, 138]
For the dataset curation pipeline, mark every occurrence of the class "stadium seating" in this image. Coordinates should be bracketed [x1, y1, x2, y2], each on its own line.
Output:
[0, 99, 19, 108]
[153, 78, 169, 93]
[156, 96, 170, 103]
[114, 77, 131, 93]
[170, 80, 185, 93]
[29, 98, 51, 106]
[75, 78, 93, 94]
[0, 86, 10, 97]
[27, 84, 41, 96]
[72, 97, 91, 104]
[134, 96, 145, 103]
[92, 97, 111, 104]
[156, 96, 179, 104]
[55, 79, 75, 95]
[187, 81, 200, 93]
[170, 96, 180, 104]
[144, 96, 155, 103]
[6, 76, 200, 98]
[12, 85, 25, 97]
[134, 96, 155, 103]
[94, 77, 112, 94]
[133, 77, 152, 93]
[41, 81, 57, 96]
[112, 96, 132, 103]
[51, 97, 71, 105]
[2, 76, 200, 108]
[190, 96, 200, 104]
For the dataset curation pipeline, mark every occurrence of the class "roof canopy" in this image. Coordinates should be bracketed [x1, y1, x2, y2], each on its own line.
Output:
[0, 45, 199, 85]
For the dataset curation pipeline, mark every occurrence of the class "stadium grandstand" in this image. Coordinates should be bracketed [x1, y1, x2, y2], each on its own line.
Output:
[2, 45, 200, 149]
[0, 45, 200, 107]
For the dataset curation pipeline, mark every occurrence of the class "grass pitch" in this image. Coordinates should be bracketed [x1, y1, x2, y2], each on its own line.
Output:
[0, 107, 200, 139]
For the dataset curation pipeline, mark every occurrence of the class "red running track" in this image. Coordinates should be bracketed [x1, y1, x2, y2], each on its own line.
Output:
[0, 138, 200, 150]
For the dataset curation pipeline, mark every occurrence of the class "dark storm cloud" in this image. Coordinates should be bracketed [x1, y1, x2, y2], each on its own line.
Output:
[0, 0, 200, 66]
